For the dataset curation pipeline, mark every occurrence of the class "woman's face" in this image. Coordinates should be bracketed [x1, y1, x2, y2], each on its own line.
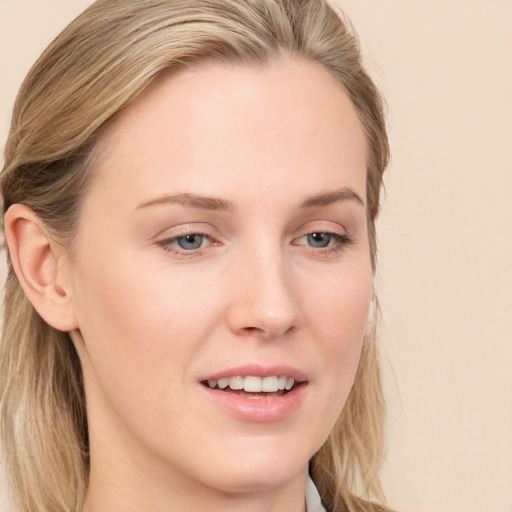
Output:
[66, 58, 371, 498]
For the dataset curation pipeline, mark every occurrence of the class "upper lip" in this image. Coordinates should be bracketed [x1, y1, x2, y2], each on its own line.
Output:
[200, 364, 308, 383]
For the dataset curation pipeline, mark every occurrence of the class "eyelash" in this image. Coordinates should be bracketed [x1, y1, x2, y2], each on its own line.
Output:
[157, 231, 216, 256]
[293, 232, 353, 256]
[157, 230, 353, 257]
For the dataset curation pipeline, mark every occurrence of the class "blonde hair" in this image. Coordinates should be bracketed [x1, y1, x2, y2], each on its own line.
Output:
[0, 1, 390, 511]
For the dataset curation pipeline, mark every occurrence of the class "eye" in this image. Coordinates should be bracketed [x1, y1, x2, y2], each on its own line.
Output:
[306, 232, 332, 248]
[298, 231, 351, 247]
[157, 232, 214, 255]
[293, 230, 353, 255]
[174, 233, 206, 250]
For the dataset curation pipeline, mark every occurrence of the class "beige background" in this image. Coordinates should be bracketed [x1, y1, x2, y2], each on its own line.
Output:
[1, 1, 511, 511]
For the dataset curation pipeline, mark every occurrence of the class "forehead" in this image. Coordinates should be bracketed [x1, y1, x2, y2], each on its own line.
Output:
[89, 57, 367, 210]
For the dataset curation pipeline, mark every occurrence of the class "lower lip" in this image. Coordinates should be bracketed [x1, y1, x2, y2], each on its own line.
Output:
[200, 384, 307, 422]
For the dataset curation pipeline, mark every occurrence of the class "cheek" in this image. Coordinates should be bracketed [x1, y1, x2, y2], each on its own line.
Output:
[69, 257, 228, 471]
[305, 263, 372, 407]
[70, 252, 213, 409]
[308, 260, 372, 341]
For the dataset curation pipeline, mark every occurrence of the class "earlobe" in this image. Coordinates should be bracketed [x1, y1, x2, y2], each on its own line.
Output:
[4, 204, 78, 332]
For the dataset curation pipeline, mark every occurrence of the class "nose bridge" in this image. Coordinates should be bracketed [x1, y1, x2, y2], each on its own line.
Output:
[227, 234, 303, 338]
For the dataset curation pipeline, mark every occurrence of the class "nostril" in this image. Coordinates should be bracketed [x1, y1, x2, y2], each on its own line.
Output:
[240, 326, 265, 336]
[240, 324, 296, 339]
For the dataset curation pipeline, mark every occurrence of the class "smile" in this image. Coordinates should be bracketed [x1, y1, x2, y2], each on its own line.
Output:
[199, 365, 308, 421]
[204, 375, 296, 395]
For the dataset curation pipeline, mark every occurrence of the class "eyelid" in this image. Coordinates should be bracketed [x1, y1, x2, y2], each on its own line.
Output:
[293, 231, 353, 246]
[155, 224, 220, 256]
[291, 221, 354, 254]
[152, 221, 215, 240]
[292, 220, 349, 239]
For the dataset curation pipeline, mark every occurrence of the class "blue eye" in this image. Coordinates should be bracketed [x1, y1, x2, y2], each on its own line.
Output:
[307, 232, 332, 248]
[175, 234, 205, 250]
[294, 231, 352, 254]
[157, 230, 218, 256]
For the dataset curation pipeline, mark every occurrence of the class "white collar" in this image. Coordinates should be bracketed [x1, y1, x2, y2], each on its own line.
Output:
[305, 475, 327, 512]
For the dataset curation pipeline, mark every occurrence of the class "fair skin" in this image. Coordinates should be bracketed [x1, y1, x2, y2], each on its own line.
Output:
[6, 58, 371, 512]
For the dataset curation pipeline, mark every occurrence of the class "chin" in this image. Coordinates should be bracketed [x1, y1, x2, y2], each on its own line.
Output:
[206, 464, 305, 495]
[190, 437, 312, 494]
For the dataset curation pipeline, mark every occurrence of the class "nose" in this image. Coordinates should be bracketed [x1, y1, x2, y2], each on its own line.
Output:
[225, 245, 304, 340]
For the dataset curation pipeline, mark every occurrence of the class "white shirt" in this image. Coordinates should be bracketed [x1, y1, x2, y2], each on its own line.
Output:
[305, 475, 327, 512]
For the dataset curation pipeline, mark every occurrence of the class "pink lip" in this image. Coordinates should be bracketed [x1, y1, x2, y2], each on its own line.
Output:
[200, 384, 307, 422]
[199, 364, 309, 423]
[201, 364, 308, 382]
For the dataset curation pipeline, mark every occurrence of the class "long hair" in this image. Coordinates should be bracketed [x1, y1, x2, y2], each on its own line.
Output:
[0, 1, 390, 511]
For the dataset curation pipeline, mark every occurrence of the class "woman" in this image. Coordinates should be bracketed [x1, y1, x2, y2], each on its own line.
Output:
[0, 1, 390, 511]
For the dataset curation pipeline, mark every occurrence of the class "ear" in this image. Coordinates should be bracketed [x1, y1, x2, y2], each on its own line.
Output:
[4, 204, 78, 332]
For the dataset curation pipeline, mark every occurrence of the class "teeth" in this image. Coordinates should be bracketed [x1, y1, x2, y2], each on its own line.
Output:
[228, 376, 244, 390]
[244, 376, 262, 392]
[262, 376, 279, 392]
[206, 375, 296, 393]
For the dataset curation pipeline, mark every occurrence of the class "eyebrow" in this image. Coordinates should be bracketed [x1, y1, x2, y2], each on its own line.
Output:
[299, 187, 365, 209]
[134, 187, 364, 213]
[135, 193, 234, 212]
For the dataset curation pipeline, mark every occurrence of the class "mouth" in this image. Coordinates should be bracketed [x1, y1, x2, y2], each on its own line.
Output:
[201, 375, 300, 399]
[199, 366, 308, 421]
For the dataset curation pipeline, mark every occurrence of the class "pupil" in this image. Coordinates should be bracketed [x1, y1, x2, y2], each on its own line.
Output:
[308, 232, 331, 248]
[177, 234, 203, 250]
